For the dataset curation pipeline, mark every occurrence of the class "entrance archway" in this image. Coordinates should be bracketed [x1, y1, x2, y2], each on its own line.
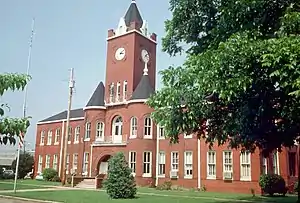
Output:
[97, 155, 111, 175]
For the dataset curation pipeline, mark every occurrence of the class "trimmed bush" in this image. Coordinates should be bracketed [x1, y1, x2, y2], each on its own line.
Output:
[259, 174, 287, 196]
[294, 181, 298, 193]
[103, 152, 136, 199]
[43, 168, 58, 181]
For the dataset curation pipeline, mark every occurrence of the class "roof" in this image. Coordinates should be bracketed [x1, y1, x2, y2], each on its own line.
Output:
[86, 82, 105, 107]
[131, 74, 154, 100]
[124, 0, 143, 29]
[38, 108, 84, 123]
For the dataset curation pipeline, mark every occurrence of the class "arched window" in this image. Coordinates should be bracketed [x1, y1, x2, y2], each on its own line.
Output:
[84, 122, 91, 140]
[144, 116, 152, 139]
[112, 116, 123, 136]
[96, 122, 105, 141]
[130, 117, 138, 138]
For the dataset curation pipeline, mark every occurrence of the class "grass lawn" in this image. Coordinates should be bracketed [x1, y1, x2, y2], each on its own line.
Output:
[3, 189, 298, 203]
[0, 182, 42, 190]
[0, 179, 61, 186]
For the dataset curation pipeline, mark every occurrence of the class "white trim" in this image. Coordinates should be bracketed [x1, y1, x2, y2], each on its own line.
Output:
[128, 151, 137, 174]
[157, 125, 165, 140]
[37, 117, 84, 125]
[144, 116, 152, 139]
[171, 151, 179, 173]
[83, 106, 106, 110]
[89, 145, 93, 177]
[184, 151, 193, 179]
[222, 150, 233, 180]
[105, 99, 147, 107]
[107, 29, 157, 44]
[240, 151, 251, 181]
[207, 151, 216, 179]
[276, 151, 280, 175]
[157, 151, 165, 178]
[142, 151, 152, 177]
[129, 117, 138, 139]
[183, 133, 193, 139]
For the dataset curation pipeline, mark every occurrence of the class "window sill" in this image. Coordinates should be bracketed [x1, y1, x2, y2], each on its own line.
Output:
[95, 138, 104, 142]
[240, 178, 251, 181]
[143, 136, 152, 139]
[68, 141, 71, 144]
[84, 138, 90, 142]
[184, 175, 193, 179]
[40, 143, 44, 146]
[157, 175, 165, 178]
[158, 137, 165, 140]
[206, 176, 216, 180]
[131, 173, 136, 177]
[142, 173, 152, 178]
[46, 143, 51, 146]
[54, 142, 59, 145]
[129, 135, 137, 139]
[74, 141, 79, 144]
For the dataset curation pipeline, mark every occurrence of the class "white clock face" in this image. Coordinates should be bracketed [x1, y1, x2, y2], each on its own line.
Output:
[115, 47, 126, 61]
[141, 49, 149, 63]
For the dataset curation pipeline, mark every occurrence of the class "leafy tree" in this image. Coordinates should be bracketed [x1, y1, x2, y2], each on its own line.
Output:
[11, 152, 34, 179]
[0, 73, 31, 145]
[147, 0, 300, 155]
[103, 152, 136, 199]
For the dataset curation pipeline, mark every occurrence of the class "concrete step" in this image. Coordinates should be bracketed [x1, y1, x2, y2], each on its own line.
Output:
[75, 179, 96, 189]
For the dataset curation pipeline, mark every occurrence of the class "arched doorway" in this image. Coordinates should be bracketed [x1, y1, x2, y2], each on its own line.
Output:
[98, 155, 111, 175]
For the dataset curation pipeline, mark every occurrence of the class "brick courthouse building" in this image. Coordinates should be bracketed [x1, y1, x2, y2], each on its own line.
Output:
[34, 0, 298, 193]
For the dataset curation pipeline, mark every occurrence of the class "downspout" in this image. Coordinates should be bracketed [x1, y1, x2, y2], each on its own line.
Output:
[197, 138, 201, 189]
[155, 125, 160, 186]
[59, 120, 65, 177]
[89, 144, 93, 177]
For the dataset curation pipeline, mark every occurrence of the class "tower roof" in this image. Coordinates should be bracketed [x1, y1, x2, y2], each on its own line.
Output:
[131, 73, 154, 100]
[124, 0, 143, 29]
[86, 82, 105, 107]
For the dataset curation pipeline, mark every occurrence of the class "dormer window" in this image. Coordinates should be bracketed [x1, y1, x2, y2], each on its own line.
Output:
[116, 82, 121, 102]
[123, 80, 127, 101]
[109, 83, 114, 103]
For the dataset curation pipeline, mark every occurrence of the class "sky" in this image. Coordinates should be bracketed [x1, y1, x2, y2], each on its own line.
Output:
[0, 0, 186, 152]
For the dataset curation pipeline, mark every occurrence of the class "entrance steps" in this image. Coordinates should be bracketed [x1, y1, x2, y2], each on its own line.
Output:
[75, 178, 96, 189]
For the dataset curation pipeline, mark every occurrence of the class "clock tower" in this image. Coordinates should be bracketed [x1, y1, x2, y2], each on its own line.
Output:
[104, 0, 157, 104]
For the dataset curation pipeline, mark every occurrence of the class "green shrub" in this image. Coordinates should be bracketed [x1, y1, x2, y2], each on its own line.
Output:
[52, 175, 61, 182]
[42, 168, 58, 181]
[156, 181, 172, 190]
[103, 152, 136, 199]
[259, 174, 287, 196]
[294, 181, 298, 193]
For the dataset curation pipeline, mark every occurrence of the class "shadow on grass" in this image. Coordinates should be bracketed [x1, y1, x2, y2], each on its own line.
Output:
[216, 195, 297, 203]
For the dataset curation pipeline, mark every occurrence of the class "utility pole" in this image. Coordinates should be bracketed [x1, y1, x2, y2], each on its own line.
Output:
[61, 68, 75, 185]
[13, 18, 35, 194]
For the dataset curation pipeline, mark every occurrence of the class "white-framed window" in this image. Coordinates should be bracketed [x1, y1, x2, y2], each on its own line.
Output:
[144, 116, 152, 138]
[158, 125, 165, 139]
[66, 154, 70, 174]
[45, 155, 50, 168]
[184, 133, 193, 139]
[273, 150, 279, 175]
[158, 151, 165, 176]
[96, 122, 105, 141]
[223, 151, 233, 179]
[207, 151, 216, 179]
[40, 131, 45, 145]
[38, 155, 43, 173]
[84, 122, 91, 140]
[109, 83, 114, 103]
[74, 126, 80, 143]
[68, 127, 72, 143]
[143, 151, 152, 177]
[47, 130, 52, 145]
[116, 82, 121, 101]
[123, 80, 127, 101]
[54, 128, 60, 144]
[128, 151, 136, 174]
[83, 152, 89, 175]
[130, 117, 137, 138]
[112, 116, 123, 137]
[171, 151, 179, 171]
[240, 151, 251, 181]
[262, 157, 268, 174]
[184, 151, 193, 179]
[73, 154, 78, 170]
[53, 154, 58, 170]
